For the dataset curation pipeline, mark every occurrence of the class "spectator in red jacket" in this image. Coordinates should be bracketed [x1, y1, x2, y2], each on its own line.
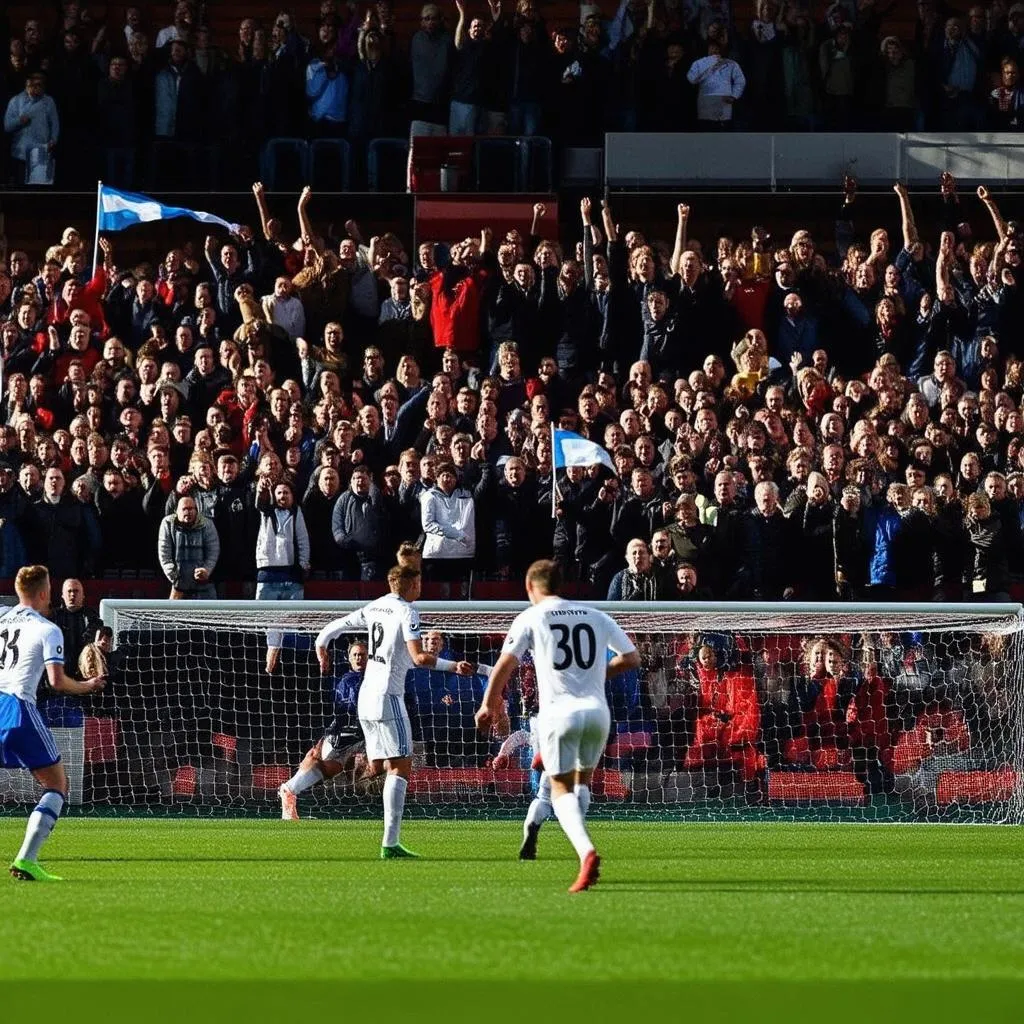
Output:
[683, 635, 765, 801]
[429, 228, 493, 362]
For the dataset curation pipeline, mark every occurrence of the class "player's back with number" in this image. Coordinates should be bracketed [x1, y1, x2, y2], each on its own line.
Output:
[504, 597, 630, 710]
[0, 606, 63, 704]
[350, 592, 419, 718]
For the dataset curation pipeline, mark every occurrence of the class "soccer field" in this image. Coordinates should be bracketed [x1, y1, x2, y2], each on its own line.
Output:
[2, 818, 1022, 1022]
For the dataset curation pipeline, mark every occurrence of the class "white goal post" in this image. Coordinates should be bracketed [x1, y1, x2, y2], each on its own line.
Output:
[39, 599, 1017, 823]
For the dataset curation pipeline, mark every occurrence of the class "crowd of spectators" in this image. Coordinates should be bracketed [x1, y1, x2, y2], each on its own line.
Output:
[8, 2, 1024, 188]
[2, 170, 1024, 611]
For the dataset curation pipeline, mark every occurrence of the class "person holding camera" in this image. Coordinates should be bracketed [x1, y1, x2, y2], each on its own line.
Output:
[255, 477, 311, 674]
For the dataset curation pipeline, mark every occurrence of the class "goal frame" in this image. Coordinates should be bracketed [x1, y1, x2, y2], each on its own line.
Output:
[99, 599, 1024, 637]
[94, 598, 1024, 824]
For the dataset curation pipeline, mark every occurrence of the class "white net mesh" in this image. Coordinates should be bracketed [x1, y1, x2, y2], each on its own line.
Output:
[24, 600, 1021, 824]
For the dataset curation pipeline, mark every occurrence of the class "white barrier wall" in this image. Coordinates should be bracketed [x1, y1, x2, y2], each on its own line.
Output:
[605, 133, 1024, 188]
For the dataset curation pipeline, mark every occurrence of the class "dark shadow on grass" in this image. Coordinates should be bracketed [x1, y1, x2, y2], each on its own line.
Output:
[50, 856, 419, 864]
[597, 880, 1024, 895]
[50, 855, 527, 864]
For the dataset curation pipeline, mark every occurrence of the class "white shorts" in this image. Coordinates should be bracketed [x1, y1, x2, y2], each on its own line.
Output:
[536, 701, 611, 777]
[360, 695, 413, 762]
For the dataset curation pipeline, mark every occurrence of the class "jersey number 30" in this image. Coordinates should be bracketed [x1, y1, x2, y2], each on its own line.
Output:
[551, 624, 596, 671]
[0, 628, 21, 670]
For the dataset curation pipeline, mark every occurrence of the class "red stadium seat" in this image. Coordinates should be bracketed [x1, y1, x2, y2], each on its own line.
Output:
[250, 765, 292, 791]
[407, 768, 530, 797]
[768, 772, 866, 804]
[172, 766, 196, 797]
[935, 770, 1019, 805]
[84, 717, 118, 764]
[591, 769, 629, 800]
[605, 732, 653, 759]
[212, 733, 237, 761]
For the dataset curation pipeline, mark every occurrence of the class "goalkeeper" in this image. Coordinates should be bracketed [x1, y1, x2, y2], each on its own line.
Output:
[279, 639, 367, 820]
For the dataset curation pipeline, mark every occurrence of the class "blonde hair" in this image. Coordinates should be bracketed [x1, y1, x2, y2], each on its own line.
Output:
[396, 542, 422, 570]
[387, 565, 421, 593]
[15, 565, 49, 599]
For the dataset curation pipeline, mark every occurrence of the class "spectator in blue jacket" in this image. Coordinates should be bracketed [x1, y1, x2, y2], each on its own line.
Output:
[3, 72, 59, 185]
[306, 21, 349, 137]
[608, 537, 663, 600]
[869, 483, 909, 598]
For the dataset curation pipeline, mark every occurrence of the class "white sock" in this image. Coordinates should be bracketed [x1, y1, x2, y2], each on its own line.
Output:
[284, 766, 324, 796]
[552, 792, 594, 862]
[574, 783, 591, 818]
[524, 773, 553, 835]
[383, 774, 408, 847]
[17, 789, 65, 863]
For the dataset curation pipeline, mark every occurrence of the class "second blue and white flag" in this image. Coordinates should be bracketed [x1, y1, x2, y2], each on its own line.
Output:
[551, 426, 616, 473]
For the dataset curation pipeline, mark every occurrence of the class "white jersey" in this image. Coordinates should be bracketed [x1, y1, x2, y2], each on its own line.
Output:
[501, 597, 636, 709]
[0, 605, 64, 704]
[315, 593, 421, 720]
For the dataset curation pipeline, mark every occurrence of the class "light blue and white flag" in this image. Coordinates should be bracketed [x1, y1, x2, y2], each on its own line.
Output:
[96, 184, 240, 234]
[550, 425, 616, 517]
[552, 426, 616, 473]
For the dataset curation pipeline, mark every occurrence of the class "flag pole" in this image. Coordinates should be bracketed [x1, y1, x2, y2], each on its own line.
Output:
[550, 422, 556, 519]
[92, 180, 102, 276]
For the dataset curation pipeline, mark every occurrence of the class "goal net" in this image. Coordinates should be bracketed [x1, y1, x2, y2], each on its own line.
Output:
[5, 600, 1020, 824]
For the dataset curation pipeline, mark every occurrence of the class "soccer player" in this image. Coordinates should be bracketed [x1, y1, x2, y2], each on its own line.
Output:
[279, 638, 368, 820]
[314, 564, 476, 857]
[1, 565, 105, 881]
[492, 709, 552, 860]
[476, 559, 640, 892]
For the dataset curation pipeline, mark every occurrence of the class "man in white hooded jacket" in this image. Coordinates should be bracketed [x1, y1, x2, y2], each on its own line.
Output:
[420, 462, 475, 582]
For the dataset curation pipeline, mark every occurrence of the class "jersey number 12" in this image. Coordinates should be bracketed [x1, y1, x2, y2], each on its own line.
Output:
[551, 623, 596, 671]
[369, 622, 385, 659]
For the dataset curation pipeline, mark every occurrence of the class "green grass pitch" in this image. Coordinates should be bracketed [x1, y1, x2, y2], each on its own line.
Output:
[2, 818, 1022, 1022]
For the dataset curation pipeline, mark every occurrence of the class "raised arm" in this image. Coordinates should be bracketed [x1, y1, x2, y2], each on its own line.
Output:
[601, 198, 618, 245]
[894, 181, 919, 251]
[671, 202, 690, 276]
[455, 0, 467, 49]
[203, 234, 222, 278]
[297, 185, 317, 252]
[936, 230, 955, 299]
[344, 217, 365, 246]
[530, 202, 546, 238]
[252, 181, 273, 241]
[581, 197, 595, 289]
[977, 185, 1009, 244]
